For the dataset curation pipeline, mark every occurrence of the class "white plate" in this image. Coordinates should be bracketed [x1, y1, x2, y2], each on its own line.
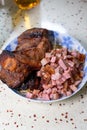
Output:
[2, 27, 87, 103]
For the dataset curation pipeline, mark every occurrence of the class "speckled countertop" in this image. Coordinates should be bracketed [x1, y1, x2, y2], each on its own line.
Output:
[0, 0, 87, 130]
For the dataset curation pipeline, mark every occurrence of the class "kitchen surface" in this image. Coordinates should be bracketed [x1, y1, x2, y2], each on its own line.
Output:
[0, 0, 87, 130]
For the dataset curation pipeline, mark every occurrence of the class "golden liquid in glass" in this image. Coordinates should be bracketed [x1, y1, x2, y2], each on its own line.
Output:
[15, 0, 40, 10]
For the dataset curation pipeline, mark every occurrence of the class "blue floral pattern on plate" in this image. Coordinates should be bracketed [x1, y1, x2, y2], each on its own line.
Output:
[3, 30, 87, 103]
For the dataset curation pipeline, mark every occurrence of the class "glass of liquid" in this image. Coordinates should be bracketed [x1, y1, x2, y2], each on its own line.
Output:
[15, 0, 40, 10]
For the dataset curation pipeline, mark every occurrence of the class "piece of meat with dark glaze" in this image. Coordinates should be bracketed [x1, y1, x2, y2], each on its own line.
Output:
[14, 28, 52, 68]
[16, 28, 52, 51]
[0, 28, 53, 89]
[18, 71, 43, 91]
[0, 50, 31, 88]
[14, 37, 51, 68]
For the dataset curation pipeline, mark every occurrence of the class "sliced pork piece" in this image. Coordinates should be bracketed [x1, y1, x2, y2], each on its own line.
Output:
[14, 37, 51, 68]
[14, 28, 52, 69]
[16, 28, 52, 51]
[0, 50, 30, 88]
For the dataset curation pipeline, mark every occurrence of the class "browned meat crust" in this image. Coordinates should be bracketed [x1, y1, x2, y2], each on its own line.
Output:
[14, 28, 52, 68]
[16, 28, 51, 51]
[0, 28, 53, 88]
[0, 50, 30, 88]
[14, 37, 51, 68]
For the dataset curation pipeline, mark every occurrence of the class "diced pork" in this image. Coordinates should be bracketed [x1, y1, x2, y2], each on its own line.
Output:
[25, 47, 85, 100]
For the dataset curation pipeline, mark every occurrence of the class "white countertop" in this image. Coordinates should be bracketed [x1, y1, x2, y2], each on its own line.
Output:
[0, 0, 87, 130]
